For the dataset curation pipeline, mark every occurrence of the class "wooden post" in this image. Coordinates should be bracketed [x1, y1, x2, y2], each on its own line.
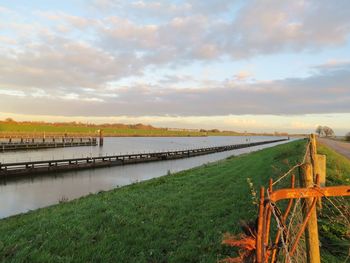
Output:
[315, 154, 326, 209]
[309, 134, 317, 176]
[99, 129, 104, 146]
[300, 163, 321, 263]
[315, 154, 326, 187]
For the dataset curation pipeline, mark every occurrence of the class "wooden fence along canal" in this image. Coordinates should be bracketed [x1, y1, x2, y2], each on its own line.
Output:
[0, 138, 287, 179]
[0, 137, 98, 151]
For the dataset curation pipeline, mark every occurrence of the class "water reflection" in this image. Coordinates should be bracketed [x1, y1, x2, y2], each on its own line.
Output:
[0, 136, 291, 218]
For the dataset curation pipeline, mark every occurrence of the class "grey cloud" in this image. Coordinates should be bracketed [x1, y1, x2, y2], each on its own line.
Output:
[0, 36, 144, 91]
[221, 0, 350, 57]
[159, 74, 194, 84]
[91, 0, 235, 18]
[1, 0, 350, 116]
[2, 1, 350, 92]
[96, 0, 350, 64]
[1, 65, 349, 116]
[312, 60, 350, 73]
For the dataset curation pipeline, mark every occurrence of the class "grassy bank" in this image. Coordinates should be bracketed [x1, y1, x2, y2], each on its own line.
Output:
[0, 140, 348, 262]
[0, 121, 241, 137]
[316, 142, 350, 262]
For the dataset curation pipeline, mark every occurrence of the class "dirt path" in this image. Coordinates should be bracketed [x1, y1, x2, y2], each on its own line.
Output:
[318, 138, 350, 159]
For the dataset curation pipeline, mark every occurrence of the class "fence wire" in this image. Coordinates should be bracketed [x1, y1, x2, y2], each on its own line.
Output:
[266, 138, 350, 263]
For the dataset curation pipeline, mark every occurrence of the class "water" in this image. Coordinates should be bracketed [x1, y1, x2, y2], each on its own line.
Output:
[0, 136, 291, 218]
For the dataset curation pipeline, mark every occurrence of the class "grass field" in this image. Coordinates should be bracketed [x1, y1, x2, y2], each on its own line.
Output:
[0, 121, 241, 137]
[0, 140, 348, 262]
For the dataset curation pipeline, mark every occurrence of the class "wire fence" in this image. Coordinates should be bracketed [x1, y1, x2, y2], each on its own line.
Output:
[222, 135, 350, 263]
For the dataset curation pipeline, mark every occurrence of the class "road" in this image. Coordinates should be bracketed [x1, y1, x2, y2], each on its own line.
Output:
[318, 138, 350, 159]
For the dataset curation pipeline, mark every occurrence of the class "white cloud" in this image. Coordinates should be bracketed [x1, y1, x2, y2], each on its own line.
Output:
[234, 70, 252, 81]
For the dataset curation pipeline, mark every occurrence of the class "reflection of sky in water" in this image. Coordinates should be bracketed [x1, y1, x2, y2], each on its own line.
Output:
[0, 136, 281, 163]
[0, 137, 293, 219]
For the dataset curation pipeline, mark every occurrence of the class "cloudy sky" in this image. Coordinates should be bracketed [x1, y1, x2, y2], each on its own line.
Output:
[0, 0, 349, 134]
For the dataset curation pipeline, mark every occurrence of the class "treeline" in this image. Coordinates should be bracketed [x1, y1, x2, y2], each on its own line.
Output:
[1, 118, 157, 130]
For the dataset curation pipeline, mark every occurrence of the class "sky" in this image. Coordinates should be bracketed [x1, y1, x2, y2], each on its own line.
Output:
[0, 0, 349, 135]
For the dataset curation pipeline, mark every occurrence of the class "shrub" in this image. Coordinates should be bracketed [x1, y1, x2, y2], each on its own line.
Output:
[345, 132, 350, 141]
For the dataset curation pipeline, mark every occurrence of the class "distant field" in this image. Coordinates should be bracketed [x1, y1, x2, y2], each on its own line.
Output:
[0, 121, 243, 137]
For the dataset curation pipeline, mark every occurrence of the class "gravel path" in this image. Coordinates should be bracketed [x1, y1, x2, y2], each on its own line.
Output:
[318, 138, 350, 160]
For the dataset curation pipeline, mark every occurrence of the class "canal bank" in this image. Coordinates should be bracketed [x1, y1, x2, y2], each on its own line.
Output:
[0, 140, 348, 262]
[0, 136, 288, 218]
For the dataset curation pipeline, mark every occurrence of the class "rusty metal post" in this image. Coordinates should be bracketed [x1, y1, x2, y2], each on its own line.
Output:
[300, 163, 320, 263]
[264, 179, 273, 251]
[256, 187, 265, 263]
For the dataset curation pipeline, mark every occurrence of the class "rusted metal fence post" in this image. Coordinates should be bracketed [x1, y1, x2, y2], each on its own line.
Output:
[300, 163, 321, 263]
[256, 187, 265, 263]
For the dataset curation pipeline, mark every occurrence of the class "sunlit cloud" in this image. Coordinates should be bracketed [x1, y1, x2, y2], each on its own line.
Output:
[0, 0, 349, 133]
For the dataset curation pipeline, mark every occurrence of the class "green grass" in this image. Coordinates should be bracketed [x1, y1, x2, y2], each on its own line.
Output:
[317, 143, 350, 262]
[0, 122, 240, 137]
[0, 140, 348, 262]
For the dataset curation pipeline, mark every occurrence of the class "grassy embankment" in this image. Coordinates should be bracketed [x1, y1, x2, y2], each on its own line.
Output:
[0, 140, 348, 262]
[0, 121, 241, 137]
[316, 142, 350, 263]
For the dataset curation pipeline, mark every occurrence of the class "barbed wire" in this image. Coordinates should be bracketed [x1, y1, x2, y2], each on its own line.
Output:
[267, 138, 312, 262]
[272, 140, 310, 186]
[267, 190, 292, 263]
[267, 137, 349, 262]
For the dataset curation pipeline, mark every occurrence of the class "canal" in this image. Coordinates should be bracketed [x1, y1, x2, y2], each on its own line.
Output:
[0, 136, 292, 218]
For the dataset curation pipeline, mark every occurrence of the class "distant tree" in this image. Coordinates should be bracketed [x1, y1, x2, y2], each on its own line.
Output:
[4, 118, 15, 122]
[345, 132, 350, 141]
[315, 125, 323, 136]
[323, 126, 335, 137]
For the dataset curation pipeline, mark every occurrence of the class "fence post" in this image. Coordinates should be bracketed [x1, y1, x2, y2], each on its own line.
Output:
[316, 155, 326, 187]
[300, 163, 321, 263]
[315, 154, 326, 209]
[309, 134, 317, 174]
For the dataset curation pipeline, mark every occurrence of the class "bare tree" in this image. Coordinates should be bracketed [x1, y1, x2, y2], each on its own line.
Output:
[323, 126, 335, 137]
[315, 125, 323, 136]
